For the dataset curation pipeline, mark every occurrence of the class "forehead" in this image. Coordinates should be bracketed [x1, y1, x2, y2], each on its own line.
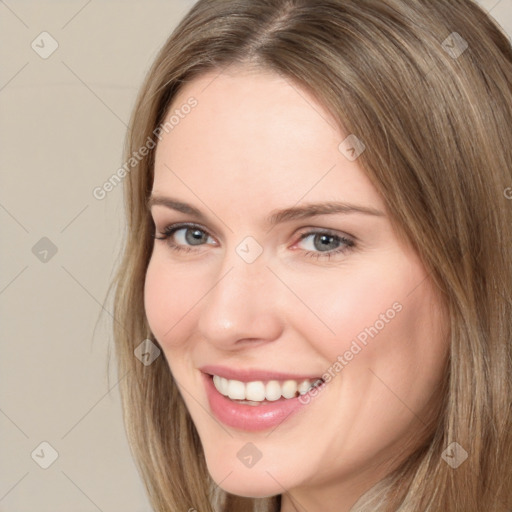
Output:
[152, 67, 384, 213]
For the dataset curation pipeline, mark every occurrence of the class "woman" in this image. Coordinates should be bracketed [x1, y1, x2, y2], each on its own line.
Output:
[110, 0, 512, 510]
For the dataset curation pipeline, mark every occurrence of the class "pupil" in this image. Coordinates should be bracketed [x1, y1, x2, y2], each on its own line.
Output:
[186, 229, 206, 245]
[315, 234, 337, 251]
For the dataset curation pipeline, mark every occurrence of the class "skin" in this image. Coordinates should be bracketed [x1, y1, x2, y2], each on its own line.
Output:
[144, 65, 449, 512]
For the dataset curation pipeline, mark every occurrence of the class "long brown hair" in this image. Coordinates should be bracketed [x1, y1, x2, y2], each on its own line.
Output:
[109, 1, 512, 510]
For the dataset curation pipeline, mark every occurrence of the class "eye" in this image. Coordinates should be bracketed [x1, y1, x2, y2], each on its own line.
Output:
[153, 222, 356, 260]
[295, 229, 356, 260]
[153, 223, 216, 253]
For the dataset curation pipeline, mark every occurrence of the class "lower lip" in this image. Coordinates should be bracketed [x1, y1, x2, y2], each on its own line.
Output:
[203, 373, 315, 432]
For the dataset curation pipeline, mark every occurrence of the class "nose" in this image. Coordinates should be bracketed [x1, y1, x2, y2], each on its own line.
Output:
[196, 248, 284, 349]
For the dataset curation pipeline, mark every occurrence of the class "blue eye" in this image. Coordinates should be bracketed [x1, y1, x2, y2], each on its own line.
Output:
[296, 230, 355, 260]
[153, 223, 356, 260]
[153, 223, 215, 253]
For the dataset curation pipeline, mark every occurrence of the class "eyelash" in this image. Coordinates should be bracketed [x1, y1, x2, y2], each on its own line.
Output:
[152, 222, 356, 261]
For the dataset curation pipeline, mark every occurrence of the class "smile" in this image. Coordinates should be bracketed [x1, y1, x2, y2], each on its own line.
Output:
[212, 375, 323, 404]
[201, 367, 325, 431]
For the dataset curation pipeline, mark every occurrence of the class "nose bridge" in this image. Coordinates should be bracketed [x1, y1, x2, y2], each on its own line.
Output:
[197, 240, 283, 346]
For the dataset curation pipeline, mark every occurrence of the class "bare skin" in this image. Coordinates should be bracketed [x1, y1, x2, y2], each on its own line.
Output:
[144, 65, 448, 512]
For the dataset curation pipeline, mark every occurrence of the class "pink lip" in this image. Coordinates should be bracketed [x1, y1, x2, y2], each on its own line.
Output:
[201, 372, 323, 432]
[199, 364, 323, 383]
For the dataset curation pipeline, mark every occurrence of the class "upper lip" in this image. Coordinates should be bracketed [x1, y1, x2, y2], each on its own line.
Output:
[200, 364, 324, 383]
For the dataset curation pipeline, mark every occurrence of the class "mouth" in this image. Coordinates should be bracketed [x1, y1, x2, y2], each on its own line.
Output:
[210, 374, 324, 405]
[201, 368, 325, 431]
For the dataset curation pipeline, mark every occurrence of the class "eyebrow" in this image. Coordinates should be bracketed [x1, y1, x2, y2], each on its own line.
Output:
[147, 195, 385, 226]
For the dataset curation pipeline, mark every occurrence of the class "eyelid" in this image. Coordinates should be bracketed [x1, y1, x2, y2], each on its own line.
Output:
[155, 221, 355, 244]
[154, 220, 216, 238]
[294, 226, 357, 244]
[158, 222, 218, 244]
[297, 226, 352, 237]
[154, 221, 358, 263]
[151, 211, 224, 240]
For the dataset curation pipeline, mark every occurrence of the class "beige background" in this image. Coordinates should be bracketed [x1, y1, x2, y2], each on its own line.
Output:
[1, 1, 511, 511]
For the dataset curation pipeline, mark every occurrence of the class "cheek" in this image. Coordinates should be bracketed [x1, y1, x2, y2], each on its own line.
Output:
[294, 252, 447, 399]
[291, 256, 412, 359]
[143, 254, 202, 347]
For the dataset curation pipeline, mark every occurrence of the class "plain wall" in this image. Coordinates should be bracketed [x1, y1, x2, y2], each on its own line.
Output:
[1, 1, 511, 510]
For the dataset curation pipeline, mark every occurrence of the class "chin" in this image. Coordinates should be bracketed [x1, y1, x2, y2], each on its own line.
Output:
[214, 479, 281, 499]
[206, 462, 285, 498]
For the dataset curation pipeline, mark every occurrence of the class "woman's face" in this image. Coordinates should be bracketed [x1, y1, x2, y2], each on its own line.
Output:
[144, 66, 448, 510]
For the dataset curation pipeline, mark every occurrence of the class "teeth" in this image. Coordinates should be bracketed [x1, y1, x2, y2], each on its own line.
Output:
[297, 380, 311, 395]
[212, 375, 322, 402]
[246, 381, 265, 401]
[282, 380, 299, 399]
[265, 380, 282, 401]
[227, 379, 245, 400]
[219, 377, 229, 395]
